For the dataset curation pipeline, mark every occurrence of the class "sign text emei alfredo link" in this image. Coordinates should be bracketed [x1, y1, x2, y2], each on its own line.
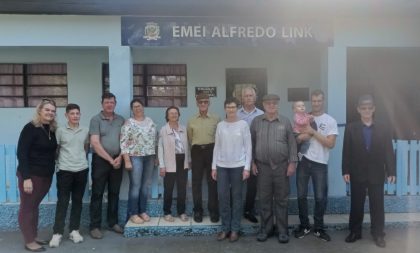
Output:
[121, 17, 333, 47]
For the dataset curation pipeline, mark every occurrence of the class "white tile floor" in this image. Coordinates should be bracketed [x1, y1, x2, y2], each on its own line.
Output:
[125, 213, 420, 229]
[125, 217, 159, 227]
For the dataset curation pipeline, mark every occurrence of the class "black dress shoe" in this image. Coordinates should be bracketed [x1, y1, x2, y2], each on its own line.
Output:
[278, 234, 289, 244]
[193, 212, 203, 223]
[25, 246, 46, 252]
[210, 213, 220, 223]
[257, 231, 275, 242]
[374, 236, 386, 248]
[34, 239, 48, 245]
[345, 233, 362, 243]
[257, 232, 268, 242]
[244, 212, 258, 223]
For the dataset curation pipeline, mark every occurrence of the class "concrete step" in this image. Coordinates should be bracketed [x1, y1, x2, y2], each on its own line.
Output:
[124, 213, 420, 237]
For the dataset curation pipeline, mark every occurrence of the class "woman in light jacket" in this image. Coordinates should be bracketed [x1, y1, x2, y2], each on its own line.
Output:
[158, 106, 190, 222]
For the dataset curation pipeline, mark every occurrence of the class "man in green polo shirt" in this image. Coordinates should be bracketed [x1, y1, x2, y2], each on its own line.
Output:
[187, 93, 220, 223]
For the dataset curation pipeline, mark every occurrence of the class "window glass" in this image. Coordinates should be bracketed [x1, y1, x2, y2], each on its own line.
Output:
[102, 63, 187, 107]
[0, 63, 67, 108]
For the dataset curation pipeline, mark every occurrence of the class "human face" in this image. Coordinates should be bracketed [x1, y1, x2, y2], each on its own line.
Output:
[131, 102, 144, 118]
[39, 103, 56, 124]
[65, 109, 80, 125]
[311, 95, 324, 114]
[357, 103, 375, 120]
[196, 98, 210, 113]
[263, 100, 278, 115]
[242, 89, 256, 107]
[293, 101, 306, 113]
[224, 102, 238, 119]
[102, 97, 116, 114]
[167, 108, 179, 123]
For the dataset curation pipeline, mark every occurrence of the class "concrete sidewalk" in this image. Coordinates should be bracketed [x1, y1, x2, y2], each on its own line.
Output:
[1, 226, 419, 253]
[2, 213, 420, 253]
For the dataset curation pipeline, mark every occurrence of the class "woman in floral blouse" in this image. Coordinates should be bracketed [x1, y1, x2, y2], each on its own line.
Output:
[120, 99, 157, 224]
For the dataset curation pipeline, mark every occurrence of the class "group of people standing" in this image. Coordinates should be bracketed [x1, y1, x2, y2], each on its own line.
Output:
[16, 87, 395, 252]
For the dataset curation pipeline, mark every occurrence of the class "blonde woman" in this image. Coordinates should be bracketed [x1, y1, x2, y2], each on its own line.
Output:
[17, 98, 58, 252]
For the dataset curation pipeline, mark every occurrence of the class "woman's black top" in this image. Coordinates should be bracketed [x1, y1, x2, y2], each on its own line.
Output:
[17, 122, 57, 180]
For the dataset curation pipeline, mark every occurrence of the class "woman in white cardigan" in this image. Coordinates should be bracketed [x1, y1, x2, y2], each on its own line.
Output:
[158, 106, 190, 222]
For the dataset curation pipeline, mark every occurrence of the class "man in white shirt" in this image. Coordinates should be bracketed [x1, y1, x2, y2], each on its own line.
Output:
[237, 87, 264, 223]
[294, 90, 338, 242]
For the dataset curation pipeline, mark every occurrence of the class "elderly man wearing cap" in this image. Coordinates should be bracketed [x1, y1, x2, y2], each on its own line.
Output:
[342, 94, 395, 248]
[187, 93, 221, 223]
[250, 94, 297, 243]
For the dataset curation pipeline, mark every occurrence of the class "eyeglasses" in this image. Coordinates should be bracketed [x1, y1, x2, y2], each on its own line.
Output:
[198, 100, 209, 105]
[263, 101, 278, 106]
[359, 106, 374, 111]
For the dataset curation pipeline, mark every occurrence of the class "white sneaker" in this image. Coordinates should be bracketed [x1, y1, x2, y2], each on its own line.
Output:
[49, 234, 62, 248]
[69, 230, 84, 243]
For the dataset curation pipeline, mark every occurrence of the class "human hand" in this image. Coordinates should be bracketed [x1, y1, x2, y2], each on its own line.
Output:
[211, 169, 217, 181]
[388, 176, 396, 184]
[23, 179, 33, 194]
[243, 170, 250, 180]
[286, 163, 296, 177]
[124, 160, 132, 170]
[343, 174, 350, 183]
[252, 162, 258, 176]
[112, 157, 122, 169]
[308, 114, 314, 122]
[160, 168, 166, 177]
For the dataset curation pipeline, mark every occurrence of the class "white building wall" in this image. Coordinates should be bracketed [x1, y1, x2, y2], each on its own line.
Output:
[132, 47, 323, 128]
[1, 14, 420, 198]
[0, 15, 121, 46]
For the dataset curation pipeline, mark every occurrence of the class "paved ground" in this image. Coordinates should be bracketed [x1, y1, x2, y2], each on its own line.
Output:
[1, 226, 420, 253]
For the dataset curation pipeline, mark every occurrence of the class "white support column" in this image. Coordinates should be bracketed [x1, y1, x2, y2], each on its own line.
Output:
[108, 46, 133, 118]
[326, 46, 347, 196]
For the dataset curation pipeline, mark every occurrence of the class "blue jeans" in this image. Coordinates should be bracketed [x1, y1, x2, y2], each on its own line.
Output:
[127, 155, 155, 218]
[296, 156, 328, 230]
[217, 166, 244, 233]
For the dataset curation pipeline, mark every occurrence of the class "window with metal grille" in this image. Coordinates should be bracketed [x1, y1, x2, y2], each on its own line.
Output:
[0, 63, 68, 108]
[103, 64, 187, 107]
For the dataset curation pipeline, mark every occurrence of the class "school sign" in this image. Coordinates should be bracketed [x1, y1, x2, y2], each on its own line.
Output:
[121, 17, 333, 47]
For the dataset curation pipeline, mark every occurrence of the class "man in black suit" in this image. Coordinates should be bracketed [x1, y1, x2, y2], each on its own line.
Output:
[342, 94, 396, 248]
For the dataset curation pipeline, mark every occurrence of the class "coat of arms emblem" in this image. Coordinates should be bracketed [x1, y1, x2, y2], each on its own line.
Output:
[143, 22, 161, 41]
